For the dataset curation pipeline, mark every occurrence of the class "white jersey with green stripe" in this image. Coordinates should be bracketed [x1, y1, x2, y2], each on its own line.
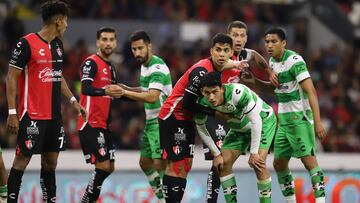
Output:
[140, 55, 172, 124]
[195, 83, 271, 132]
[270, 49, 313, 125]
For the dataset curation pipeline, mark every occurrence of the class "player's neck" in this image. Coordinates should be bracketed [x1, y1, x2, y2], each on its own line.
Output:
[38, 26, 57, 43]
[274, 49, 285, 61]
[97, 52, 110, 61]
[143, 53, 153, 66]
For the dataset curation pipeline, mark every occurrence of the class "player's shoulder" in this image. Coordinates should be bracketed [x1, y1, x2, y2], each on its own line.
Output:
[147, 55, 170, 73]
[284, 49, 305, 65]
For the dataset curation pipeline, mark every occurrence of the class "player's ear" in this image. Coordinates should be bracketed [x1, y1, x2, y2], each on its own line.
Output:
[148, 43, 152, 51]
[282, 40, 287, 48]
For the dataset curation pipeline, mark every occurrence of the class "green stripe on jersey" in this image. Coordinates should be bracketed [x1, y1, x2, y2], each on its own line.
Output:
[140, 55, 172, 122]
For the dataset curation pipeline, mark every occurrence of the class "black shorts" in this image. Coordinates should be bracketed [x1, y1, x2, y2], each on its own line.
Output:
[16, 113, 66, 157]
[203, 116, 228, 160]
[159, 115, 196, 161]
[79, 124, 115, 164]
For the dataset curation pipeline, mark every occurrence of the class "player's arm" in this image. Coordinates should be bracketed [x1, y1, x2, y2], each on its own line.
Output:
[183, 67, 216, 115]
[248, 49, 279, 87]
[118, 83, 143, 93]
[246, 105, 266, 172]
[222, 59, 249, 71]
[61, 77, 87, 120]
[300, 78, 326, 140]
[6, 38, 30, 135]
[123, 89, 160, 104]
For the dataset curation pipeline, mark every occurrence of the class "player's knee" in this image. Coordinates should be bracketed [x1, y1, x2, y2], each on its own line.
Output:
[273, 158, 287, 172]
[153, 159, 165, 171]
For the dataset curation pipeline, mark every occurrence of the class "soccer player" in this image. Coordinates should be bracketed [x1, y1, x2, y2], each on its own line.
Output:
[205, 20, 278, 202]
[118, 30, 172, 202]
[264, 27, 326, 203]
[195, 71, 277, 203]
[158, 33, 248, 202]
[5, 1, 87, 202]
[78, 27, 123, 202]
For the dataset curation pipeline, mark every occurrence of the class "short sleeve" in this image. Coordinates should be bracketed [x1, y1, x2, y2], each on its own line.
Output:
[9, 38, 31, 70]
[185, 66, 208, 96]
[80, 59, 97, 81]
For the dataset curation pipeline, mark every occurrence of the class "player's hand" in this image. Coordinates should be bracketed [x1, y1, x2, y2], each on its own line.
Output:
[240, 70, 255, 84]
[213, 154, 224, 171]
[268, 71, 279, 87]
[73, 102, 88, 121]
[7, 115, 19, 135]
[235, 60, 249, 70]
[315, 120, 326, 140]
[105, 84, 124, 98]
[248, 153, 265, 172]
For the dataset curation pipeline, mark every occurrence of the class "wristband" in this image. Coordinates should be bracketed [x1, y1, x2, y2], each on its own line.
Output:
[8, 109, 17, 115]
[70, 96, 77, 104]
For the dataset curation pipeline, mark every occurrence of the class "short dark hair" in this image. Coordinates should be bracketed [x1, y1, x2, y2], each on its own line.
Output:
[227, 21, 248, 33]
[200, 72, 222, 88]
[264, 27, 287, 40]
[130, 30, 151, 43]
[41, 1, 69, 24]
[211, 33, 233, 48]
[96, 27, 116, 39]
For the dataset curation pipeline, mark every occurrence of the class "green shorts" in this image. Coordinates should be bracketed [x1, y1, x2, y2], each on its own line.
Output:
[140, 123, 162, 159]
[222, 113, 276, 153]
[274, 121, 317, 159]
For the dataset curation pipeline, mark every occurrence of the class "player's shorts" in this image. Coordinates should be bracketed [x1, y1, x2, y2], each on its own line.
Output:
[203, 116, 228, 160]
[222, 111, 276, 153]
[159, 114, 195, 161]
[274, 119, 317, 159]
[16, 113, 66, 157]
[140, 123, 162, 159]
[79, 124, 115, 164]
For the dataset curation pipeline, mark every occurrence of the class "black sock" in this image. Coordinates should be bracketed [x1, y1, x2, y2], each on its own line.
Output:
[40, 169, 56, 203]
[163, 175, 187, 203]
[81, 168, 110, 203]
[7, 168, 24, 203]
[206, 166, 221, 203]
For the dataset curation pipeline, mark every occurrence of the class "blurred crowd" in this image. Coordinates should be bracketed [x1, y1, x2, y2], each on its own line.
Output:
[0, 0, 359, 152]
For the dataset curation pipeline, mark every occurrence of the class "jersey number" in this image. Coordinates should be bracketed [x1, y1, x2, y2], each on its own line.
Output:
[58, 137, 64, 148]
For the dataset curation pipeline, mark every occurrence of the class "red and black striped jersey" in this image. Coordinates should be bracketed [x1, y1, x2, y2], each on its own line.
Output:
[9, 33, 64, 120]
[159, 58, 217, 121]
[77, 54, 116, 130]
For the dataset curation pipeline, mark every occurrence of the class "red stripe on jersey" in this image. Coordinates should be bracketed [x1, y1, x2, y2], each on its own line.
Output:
[159, 58, 215, 120]
[77, 54, 112, 130]
[18, 33, 59, 120]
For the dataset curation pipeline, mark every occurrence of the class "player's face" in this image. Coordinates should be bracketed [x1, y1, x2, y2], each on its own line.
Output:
[229, 27, 247, 54]
[131, 39, 151, 64]
[210, 43, 233, 69]
[201, 86, 225, 107]
[264, 34, 286, 60]
[56, 16, 68, 38]
[97, 32, 117, 57]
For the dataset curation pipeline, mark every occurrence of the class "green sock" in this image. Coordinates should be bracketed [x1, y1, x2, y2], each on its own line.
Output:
[309, 166, 325, 199]
[257, 178, 271, 203]
[220, 174, 237, 203]
[0, 185, 7, 200]
[276, 169, 296, 201]
[145, 168, 165, 201]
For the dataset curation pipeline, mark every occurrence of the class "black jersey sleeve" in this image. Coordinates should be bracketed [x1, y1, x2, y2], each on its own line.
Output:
[81, 59, 106, 96]
[183, 67, 215, 115]
[9, 38, 30, 70]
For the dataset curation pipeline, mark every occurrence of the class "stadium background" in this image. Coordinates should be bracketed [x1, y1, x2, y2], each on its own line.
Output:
[0, 0, 359, 202]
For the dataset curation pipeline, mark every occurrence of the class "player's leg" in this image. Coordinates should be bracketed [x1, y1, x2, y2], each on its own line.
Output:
[8, 114, 38, 203]
[79, 126, 115, 202]
[0, 149, 8, 202]
[160, 116, 194, 202]
[219, 149, 240, 203]
[140, 124, 165, 202]
[294, 122, 325, 203]
[254, 112, 276, 203]
[273, 125, 296, 203]
[205, 117, 227, 203]
[40, 152, 59, 203]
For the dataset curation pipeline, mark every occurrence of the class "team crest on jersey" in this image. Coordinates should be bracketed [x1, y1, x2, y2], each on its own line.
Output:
[173, 145, 182, 155]
[98, 147, 106, 156]
[56, 47, 62, 57]
[223, 103, 236, 112]
[25, 139, 34, 149]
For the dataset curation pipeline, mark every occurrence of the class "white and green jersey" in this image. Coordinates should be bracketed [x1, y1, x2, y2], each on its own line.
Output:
[140, 55, 172, 124]
[270, 49, 313, 125]
[195, 83, 273, 154]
